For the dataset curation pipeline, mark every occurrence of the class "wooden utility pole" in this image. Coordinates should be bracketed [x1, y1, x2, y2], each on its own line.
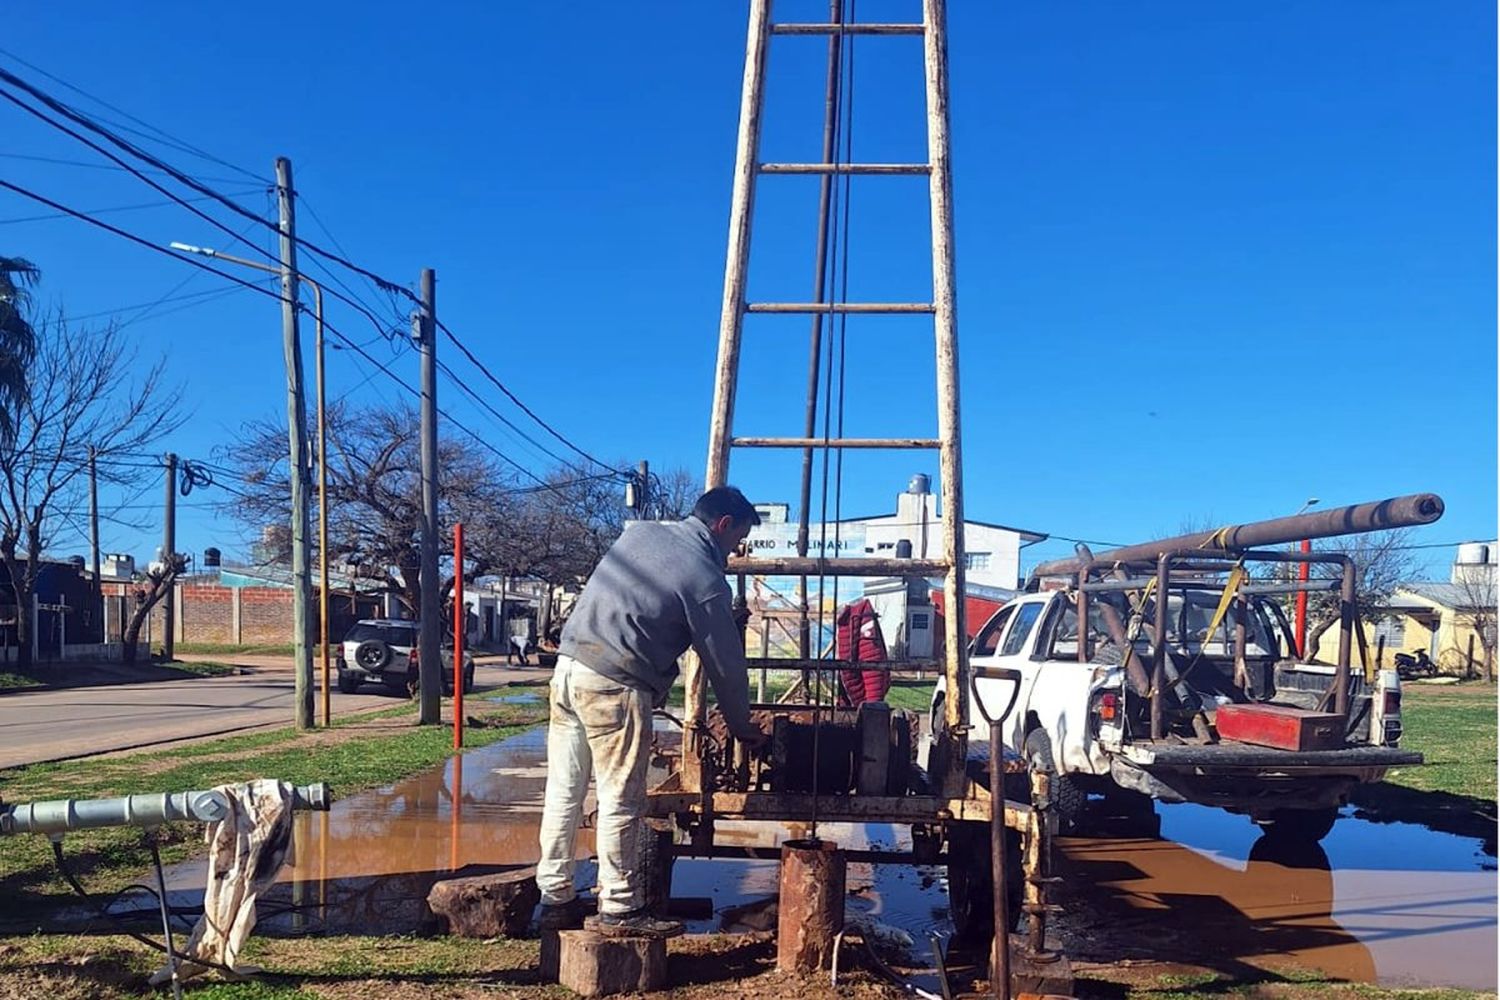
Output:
[277, 155, 314, 730]
[162, 452, 177, 661]
[88, 446, 101, 612]
[417, 267, 442, 724]
[638, 459, 650, 519]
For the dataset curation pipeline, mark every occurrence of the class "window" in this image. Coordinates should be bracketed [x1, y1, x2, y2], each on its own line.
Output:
[965, 552, 992, 571]
[1000, 601, 1045, 656]
[972, 605, 1015, 657]
[1373, 616, 1406, 649]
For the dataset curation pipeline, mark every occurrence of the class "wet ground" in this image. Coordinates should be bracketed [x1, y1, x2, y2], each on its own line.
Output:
[146, 726, 1495, 993]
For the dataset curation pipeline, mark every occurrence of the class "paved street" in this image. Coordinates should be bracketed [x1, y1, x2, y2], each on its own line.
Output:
[0, 659, 551, 770]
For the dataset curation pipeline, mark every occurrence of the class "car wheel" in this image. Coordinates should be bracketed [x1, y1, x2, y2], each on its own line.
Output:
[463, 665, 476, 694]
[354, 639, 393, 671]
[1023, 729, 1087, 833]
[337, 669, 358, 694]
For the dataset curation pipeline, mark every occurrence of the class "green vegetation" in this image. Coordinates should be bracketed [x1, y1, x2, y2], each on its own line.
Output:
[0, 702, 545, 917]
[164, 661, 238, 678]
[0, 671, 43, 689]
[174, 643, 297, 656]
[1382, 682, 1496, 804]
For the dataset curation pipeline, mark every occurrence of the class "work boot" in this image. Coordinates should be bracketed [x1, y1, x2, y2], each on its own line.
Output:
[537, 897, 589, 932]
[584, 908, 684, 939]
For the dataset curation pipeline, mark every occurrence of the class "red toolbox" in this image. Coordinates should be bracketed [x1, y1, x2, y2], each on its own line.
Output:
[1214, 703, 1344, 751]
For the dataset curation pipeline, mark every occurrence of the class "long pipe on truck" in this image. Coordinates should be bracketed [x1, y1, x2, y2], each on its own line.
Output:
[0, 783, 332, 837]
[1030, 493, 1443, 581]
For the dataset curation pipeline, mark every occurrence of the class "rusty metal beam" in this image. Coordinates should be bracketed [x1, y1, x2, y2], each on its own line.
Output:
[1032, 493, 1444, 579]
[728, 556, 947, 576]
[644, 790, 1032, 827]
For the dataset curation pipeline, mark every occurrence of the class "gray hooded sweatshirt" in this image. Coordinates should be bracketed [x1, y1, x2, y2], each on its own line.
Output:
[558, 516, 754, 738]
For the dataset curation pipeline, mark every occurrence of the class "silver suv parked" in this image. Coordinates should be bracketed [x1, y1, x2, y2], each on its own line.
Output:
[336, 619, 475, 696]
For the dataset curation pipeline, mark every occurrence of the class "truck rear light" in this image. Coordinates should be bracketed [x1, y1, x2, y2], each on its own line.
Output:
[1384, 691, 1401, 716]
[1096, 692, 1119, 721]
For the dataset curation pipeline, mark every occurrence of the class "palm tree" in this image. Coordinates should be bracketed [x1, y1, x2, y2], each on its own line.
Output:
[0, 256, 39, 437]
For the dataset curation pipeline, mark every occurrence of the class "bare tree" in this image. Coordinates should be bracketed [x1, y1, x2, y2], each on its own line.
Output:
[222, 402, 520, 616]
[1300, 529, 1417, 660]
[650, 467, 701, 521]
[1450, 565, 1497, 682]
[0, 313, 183, 669]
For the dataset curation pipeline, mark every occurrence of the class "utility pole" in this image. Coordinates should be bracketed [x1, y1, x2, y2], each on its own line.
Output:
[162, 452, 177, 661]
[638, 459, 650, 520]
[416, 267, 442, 724]
[88, 446, 101, 614]
[277, 156, 314, 730]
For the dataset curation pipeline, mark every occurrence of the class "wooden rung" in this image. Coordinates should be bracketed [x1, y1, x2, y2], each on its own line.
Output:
[732, 436, 940, 449]
[746, 302, 934, 314]
[727, 556, 949, 577]
[771, 23, 925, 35]
[759, 163, 930, 175]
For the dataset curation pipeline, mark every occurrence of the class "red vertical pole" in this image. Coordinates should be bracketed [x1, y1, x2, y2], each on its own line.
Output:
[453, 522, 465, 750]
[1294, 538, 1311, 657]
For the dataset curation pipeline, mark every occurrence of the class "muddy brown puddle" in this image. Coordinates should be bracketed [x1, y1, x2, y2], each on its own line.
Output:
[136, 728, 1494, 991]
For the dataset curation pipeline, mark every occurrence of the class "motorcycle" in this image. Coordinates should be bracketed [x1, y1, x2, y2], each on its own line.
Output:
[1393, 649, 1437, 679]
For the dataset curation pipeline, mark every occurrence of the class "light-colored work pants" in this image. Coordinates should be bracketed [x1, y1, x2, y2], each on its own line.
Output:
[536, 654, 652, 915]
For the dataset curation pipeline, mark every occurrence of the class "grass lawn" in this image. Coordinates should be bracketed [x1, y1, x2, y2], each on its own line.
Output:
[0, 671, 43, 689]
[0, 700, 546, 922]
[174, 642, 297, 656]
[1381, 681, 1496, 804]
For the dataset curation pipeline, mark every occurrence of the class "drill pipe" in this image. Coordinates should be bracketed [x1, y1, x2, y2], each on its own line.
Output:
[1031, 493, 1443, 581]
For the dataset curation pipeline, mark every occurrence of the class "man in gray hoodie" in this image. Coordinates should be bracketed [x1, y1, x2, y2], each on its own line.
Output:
[537, 486, 766, 938]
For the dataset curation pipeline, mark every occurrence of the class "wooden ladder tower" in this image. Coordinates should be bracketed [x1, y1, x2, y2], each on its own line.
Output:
[689, 0, 971, 798]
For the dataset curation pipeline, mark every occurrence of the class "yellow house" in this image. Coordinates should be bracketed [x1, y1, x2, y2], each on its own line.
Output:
[1312, 580, 1497, 675]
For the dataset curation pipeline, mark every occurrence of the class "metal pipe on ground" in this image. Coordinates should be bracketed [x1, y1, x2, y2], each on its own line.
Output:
[2, 783, 331, 836]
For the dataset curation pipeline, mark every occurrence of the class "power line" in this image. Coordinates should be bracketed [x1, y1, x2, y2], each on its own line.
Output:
[435, 319, 615, 473]
[432, 355, 583, 473]
[0, 188, 265, 225]
[0, 64, 417, 303]
[3, 66, 596, 471]
[0, 152, 258, 188]
[0, 46, 271, 185]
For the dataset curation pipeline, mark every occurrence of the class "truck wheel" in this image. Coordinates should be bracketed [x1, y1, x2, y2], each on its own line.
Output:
[463, 664, 476, 694]
[1023, 729, 1087, 833]
[1260, 807, 1339, 844]
[337, 669, 358, 694]
[946, 821, 1022, 944]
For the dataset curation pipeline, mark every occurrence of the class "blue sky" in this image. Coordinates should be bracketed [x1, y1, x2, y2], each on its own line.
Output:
[3, 0, 1494, 581]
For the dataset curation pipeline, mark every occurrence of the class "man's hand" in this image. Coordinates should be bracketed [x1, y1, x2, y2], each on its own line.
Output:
[732, 601, 750, 633]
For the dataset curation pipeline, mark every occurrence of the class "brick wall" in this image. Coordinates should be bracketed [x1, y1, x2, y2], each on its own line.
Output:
[180, 584, 236, 644]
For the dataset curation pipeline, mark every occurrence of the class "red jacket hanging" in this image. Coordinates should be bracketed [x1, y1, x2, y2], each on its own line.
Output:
[836, 597, 890, 707]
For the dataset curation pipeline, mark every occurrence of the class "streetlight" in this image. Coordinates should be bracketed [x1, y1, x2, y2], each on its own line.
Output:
[1292, 497, 1319, 658]
[170, 242, 333, 727]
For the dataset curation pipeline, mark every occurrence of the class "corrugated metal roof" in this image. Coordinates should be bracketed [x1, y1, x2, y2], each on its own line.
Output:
[1396, 581, 1496, 611]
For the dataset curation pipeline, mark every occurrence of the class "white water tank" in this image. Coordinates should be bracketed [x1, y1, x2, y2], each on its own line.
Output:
[1457, 542, 1490, 565]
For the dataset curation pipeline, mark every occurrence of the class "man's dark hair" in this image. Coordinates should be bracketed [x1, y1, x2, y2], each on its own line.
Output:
[691, 486, 761, 527]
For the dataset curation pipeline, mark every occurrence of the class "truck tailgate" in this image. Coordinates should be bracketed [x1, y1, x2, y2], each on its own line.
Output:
[1121, 742, 1422, 771]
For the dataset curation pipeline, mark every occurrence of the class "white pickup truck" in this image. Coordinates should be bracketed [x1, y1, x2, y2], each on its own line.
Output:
[923, 584, 1420, 842]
